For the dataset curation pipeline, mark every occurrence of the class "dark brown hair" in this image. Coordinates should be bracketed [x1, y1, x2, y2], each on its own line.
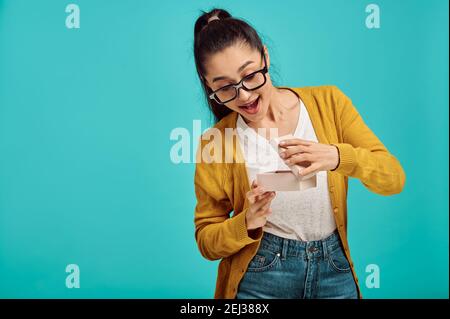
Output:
[193, 8, 265, 123]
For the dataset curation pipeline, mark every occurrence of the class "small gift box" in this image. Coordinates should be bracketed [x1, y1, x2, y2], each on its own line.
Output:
[257, 170, 317, 191]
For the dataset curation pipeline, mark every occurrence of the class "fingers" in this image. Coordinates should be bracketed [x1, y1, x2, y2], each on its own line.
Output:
[253, 191, 276, 212]
[279, 145, 311, 160]
[256, 200, 273, 216]
[247, 181, 268, 204]
[279, 138, 314, 147]
[247, 188, 266, 204]
[249, 190, 272, 205]
[299, 163, 320, 177]
[283, 153, 313, 165]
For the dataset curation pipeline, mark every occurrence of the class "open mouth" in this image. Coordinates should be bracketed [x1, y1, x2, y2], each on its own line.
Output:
[239, 97, 260, 114]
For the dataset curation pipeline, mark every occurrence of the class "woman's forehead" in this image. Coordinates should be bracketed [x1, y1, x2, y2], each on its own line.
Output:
[204, 45, 260, 79]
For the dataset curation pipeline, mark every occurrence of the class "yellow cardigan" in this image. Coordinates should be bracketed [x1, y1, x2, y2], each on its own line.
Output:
[193, 85, 406, 299]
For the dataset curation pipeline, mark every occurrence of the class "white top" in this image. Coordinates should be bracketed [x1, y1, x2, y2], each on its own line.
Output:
[236, 98, 336, 241]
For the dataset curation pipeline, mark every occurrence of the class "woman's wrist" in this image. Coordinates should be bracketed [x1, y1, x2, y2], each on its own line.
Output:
[330, 144, 340, 171]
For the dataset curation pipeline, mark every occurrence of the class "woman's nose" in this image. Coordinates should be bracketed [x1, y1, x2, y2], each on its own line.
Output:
[237, 88, 252, 102]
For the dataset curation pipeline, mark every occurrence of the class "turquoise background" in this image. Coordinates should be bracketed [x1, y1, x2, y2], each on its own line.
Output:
[0, 0, 448, 298]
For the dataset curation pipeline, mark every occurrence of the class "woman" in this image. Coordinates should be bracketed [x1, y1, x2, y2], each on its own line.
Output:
[193, 8, 406, 299]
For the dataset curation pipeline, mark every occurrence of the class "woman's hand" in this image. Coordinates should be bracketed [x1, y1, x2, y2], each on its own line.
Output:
[278, 138, 340, 177]
[245, 180, 276, 230]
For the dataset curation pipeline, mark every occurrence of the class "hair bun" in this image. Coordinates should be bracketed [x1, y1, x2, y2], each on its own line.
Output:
[194, 8, 232, 36]
[210, 8, 232, 20]
[207, 15, 220, 23]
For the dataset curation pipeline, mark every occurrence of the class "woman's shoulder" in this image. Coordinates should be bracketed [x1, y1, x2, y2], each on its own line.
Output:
[293, 85, 353, 117]
[196, 111, 241, 164]
[293, 85, 347, 101]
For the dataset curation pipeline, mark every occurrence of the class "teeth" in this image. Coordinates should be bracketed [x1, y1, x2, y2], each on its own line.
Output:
[243, 98, 258, 108]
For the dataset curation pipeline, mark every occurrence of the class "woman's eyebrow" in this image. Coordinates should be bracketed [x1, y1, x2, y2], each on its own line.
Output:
[212, 60, 254, 83]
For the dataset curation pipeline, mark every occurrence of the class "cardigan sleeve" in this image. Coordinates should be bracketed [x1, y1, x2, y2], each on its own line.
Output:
[329, 86, 406, 195]
[193, 136, 263, 261]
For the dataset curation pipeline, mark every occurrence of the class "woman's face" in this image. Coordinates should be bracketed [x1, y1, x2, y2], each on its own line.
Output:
[202, 43, 273, 122]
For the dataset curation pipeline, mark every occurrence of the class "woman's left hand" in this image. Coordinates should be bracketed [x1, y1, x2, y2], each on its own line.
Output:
[278, 138, 340, 177]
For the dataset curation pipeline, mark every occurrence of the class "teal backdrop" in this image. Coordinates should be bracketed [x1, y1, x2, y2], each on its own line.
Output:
[0, 0, 448, 298]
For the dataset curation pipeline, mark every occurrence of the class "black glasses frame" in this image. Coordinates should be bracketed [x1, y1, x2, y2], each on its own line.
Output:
[207, 50, 268, 105]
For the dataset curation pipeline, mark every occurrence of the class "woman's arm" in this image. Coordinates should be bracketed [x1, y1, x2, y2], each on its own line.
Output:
[329, 86, 406, 195]
[194, 138, 263, 261]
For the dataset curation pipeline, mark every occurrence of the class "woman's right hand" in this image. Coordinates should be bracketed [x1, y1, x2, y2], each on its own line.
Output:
[245, 180, 276, 230]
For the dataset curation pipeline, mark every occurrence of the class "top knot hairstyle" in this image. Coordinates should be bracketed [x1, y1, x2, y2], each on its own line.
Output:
[193, 8, 266, 123]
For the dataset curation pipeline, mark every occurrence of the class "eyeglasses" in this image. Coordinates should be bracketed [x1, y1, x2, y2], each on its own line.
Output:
[207, 51, 268, 104]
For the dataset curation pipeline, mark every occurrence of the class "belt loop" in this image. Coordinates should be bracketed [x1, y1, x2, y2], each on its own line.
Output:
[322, 239, 328, 260]
[281, 238, 288, 261]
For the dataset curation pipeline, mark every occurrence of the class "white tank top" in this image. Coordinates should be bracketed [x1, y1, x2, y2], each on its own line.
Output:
[236, 99, 336, 241]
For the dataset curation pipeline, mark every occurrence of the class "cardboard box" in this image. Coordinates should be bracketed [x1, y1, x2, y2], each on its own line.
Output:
[257, 170, 317, 191]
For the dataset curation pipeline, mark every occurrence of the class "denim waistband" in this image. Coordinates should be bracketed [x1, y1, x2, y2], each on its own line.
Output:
[259, 229, 343, 260]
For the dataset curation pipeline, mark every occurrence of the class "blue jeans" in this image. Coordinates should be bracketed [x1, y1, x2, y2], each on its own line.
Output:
[236, 230, 359, 299]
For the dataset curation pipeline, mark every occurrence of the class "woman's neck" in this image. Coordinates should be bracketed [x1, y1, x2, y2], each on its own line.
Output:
[246, 87, 299, 129]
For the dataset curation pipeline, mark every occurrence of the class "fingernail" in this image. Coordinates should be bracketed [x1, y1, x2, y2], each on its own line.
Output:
[279, 141, 285, 145]
[284, 159, 290, 164]
[279, 152, 286, 158]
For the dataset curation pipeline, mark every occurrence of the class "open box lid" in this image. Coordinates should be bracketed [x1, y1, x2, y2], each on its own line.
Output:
[269, 134, 316, 180]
